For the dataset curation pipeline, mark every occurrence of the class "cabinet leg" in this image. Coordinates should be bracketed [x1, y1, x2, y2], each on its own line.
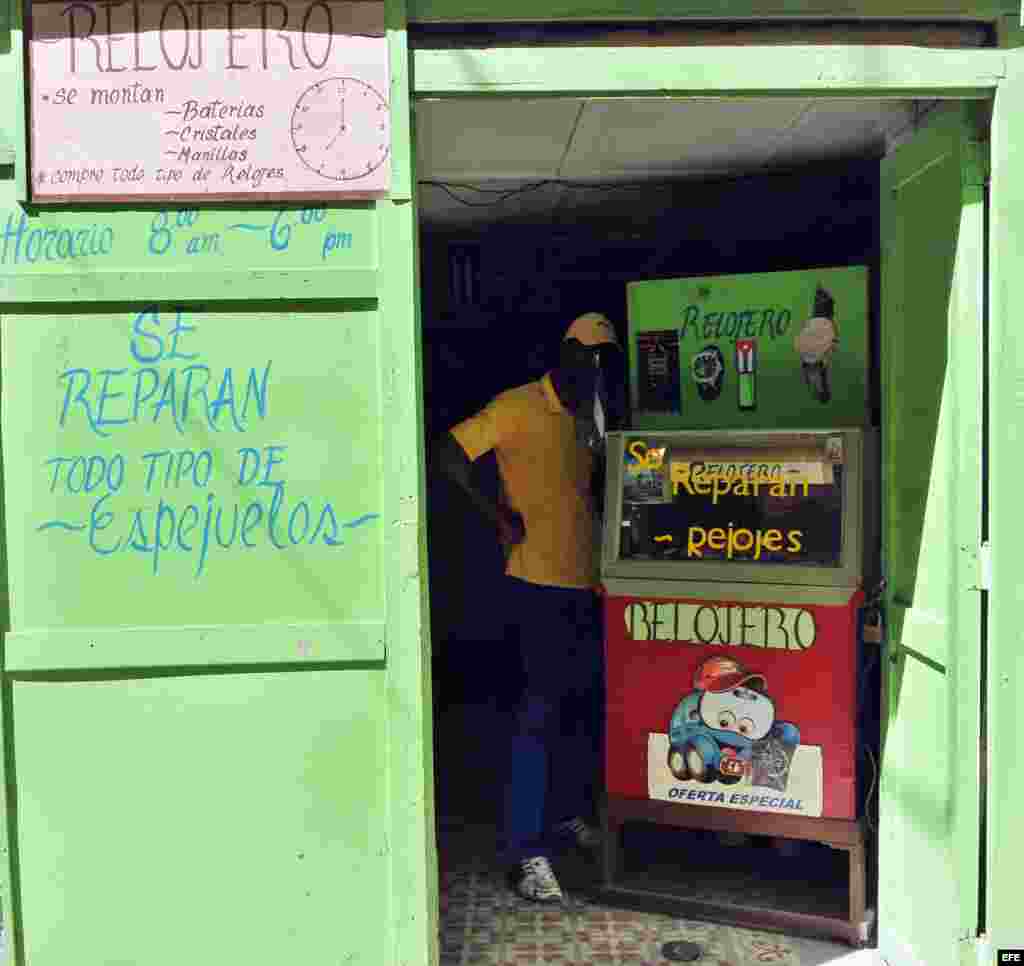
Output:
[602, 812, 621, 887]
[849, 841, 866, 932]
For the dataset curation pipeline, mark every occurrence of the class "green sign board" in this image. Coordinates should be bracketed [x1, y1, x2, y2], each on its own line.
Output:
[3, 304, 384, 630]
[0, 203, 376, 275]
[627, 266, 869, 430]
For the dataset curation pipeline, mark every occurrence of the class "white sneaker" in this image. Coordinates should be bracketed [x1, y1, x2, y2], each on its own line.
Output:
[554, 817, 602, 851]
[516, 856, 565, 903]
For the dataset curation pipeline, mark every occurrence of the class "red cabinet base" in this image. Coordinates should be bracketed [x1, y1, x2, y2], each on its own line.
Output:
[605, 591, 863, 821]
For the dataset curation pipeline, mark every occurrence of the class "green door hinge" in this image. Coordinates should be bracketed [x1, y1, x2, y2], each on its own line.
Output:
[969, 542, 991, 592]
[978, 541, 991, 592]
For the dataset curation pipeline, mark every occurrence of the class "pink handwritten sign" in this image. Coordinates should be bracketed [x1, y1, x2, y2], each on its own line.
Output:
[28, 0, 390, 201]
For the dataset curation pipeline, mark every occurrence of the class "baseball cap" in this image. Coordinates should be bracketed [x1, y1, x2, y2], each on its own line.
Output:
[693, 655, 767, 694]
[564, 312, 618, 348]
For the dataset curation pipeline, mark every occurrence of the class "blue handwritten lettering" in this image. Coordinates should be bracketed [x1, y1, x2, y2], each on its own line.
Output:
[132, 367, 161, 420]
[193, 451, 213, 486]
[210, 369, 244, 431]
[177, 504, 200, 551]
[153, 499, 176, 573]
[142, 449, 213, 492]
[288, 501, 310, 544]
[181, 364, 212, 425]
[95, 369, 131, 431]
[267, 486, 288, 549]
[59, 368, 102, 436]
[88, 492, 121, 555]
[312, 503, 341, 545]
[41, 305, 374, 580]
[241, 502, 263, 547]
[147, 212, 201, 257]
[226, 208, 340, 256]
[62, 364, 272, 437]
[322, 230, 353, 260]
[198, 493, 216, 575]
[148, 212, 174, 256]
[269, 210, 291, 251]
[44, 486, 379, 577]
[0, 212, 113, 267]
[261, 445, 285, 484]
[131, 306, 166, 364]
[46, 456, 71, 492]
[345, 513, 379, 528]
[37, 520, 86, 532]
[153, 371, 184, 432]
[166, 308, 199, 361]
[238, 444, 285, 489]
[47, 454, 125, 495]
[127, 510, 153, 553]
[215, 503, 239, 549]
[243, 363, 271, 421]
[185, 233, 222, 256]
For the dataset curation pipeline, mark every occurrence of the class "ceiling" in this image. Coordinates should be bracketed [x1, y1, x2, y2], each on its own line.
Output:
[414, 97, 932, 229]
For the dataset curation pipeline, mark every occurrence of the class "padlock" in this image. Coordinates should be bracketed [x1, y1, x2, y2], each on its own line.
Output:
[862, 609, 883, 644]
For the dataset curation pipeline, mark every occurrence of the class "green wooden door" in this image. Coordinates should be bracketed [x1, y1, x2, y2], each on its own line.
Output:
[878, 103, 984, 966]
[0, 2, 436, 964]
[987, 46, 1024, 963]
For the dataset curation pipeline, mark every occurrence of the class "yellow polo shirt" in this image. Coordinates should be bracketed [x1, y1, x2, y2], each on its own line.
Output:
[450, 374, 598, 590]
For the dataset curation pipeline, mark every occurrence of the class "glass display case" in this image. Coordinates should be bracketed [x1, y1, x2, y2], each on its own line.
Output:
[602, 429, 869, 591]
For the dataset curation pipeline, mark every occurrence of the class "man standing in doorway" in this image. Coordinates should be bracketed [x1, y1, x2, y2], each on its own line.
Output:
[434, 312, 623, 903]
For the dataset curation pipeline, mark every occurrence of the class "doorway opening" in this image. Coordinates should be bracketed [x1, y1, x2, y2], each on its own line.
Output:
[417, 93, 938, 957]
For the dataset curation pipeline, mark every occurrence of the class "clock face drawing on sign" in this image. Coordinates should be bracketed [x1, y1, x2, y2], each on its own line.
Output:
[290, 77, 390, 182]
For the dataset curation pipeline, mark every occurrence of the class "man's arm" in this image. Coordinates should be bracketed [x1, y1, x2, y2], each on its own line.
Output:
[591, 453, 607, 521]
[432, 432, 525, 545]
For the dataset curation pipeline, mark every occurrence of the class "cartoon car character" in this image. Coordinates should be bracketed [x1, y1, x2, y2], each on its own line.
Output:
[666, 656, 800, 786]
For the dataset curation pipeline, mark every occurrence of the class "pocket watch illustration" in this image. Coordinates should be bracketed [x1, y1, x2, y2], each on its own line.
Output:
[753, 738, 791, 780]
[691, 344, 724, 401]
[291, 77, 390, 182]
[795, 286, 839, 405]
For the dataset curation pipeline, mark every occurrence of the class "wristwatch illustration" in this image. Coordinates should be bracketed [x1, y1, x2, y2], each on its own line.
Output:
[692, 345, 725, 402]
[291, 77, 390, 182]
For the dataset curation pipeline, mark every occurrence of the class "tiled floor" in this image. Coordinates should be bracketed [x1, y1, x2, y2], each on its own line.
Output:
[438, 819, 877, 966]
[436, 696, 879, 966]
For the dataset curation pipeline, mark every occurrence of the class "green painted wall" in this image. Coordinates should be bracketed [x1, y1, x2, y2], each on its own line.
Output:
[0, 198, 379, 302]
[5, 305, 384, 630]
[0, 203, 377, 271]
[0, 0, 437, 964]
[12, 670, 391, 965]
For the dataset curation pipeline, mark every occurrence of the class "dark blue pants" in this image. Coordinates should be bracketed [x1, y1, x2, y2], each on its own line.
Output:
[500, 576, 604, 864]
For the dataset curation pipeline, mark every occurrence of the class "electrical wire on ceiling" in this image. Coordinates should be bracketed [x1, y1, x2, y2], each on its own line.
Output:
[419, 181, 554, 208]
[417, 178, 700, 208]
[418, 161, 880, 209]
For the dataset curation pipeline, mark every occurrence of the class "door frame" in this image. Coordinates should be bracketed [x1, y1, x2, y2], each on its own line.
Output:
[410, 38, 1007, 963]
